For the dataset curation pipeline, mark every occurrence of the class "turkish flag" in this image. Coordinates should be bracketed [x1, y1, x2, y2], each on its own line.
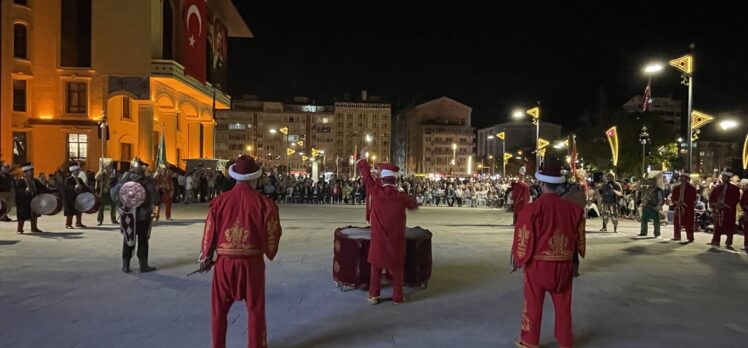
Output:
[183, 0, 207, 83]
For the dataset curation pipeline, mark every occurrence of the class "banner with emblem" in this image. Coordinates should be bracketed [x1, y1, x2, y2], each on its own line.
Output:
[182, 0, 207, 83]
[669, 54, 693, 75]
[690, 110, 714, 130]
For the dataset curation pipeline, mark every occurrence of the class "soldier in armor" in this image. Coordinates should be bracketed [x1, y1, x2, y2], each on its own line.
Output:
[598, 172, 623, 232]
[95, 163, 118, 225]
[62, 163, 88, 229]
[111, 157, 160, 273]
[14, 163, 51, 233]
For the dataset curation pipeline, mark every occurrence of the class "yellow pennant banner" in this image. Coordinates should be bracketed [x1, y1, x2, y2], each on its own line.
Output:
[669, 54, 693, 75]
[503, 153, 513, 161]
[563, 139, 569, 147]
[526, 107, 540, 119]
[537, 138, 550, 150]
[302, 156, 309, 161]
[279, 127, 288, 135]
[297, 140, 304, 147]
[311, 148, 320, 156]
[538, 148, 547, 157]
[496, 132, 506, 140]
[605, 126, 619, 167]
[287, 148, 295, 156]
[742, 133, 747, 170]
[691, 110, 714, 130]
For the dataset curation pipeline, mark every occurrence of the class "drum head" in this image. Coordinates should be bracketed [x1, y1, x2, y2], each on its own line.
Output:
[31, 193, 60, 216]
[337, 226, 371, 240]
[119, 181, 146, 208]
[74, 192, 98, 213]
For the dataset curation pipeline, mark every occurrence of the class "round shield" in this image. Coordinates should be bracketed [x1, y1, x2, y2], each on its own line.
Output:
[118, 181, 146, 208]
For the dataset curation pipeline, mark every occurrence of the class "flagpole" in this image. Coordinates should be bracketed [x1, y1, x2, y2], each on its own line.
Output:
[686, 71, 693, 172]
[212, 87, 217, 159]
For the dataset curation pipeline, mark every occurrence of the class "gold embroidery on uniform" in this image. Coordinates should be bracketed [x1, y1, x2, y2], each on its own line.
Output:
[266, 214, 279, 253]
[334, 240, 341, 252]
[201, 215, 213, 253]
[516, 225, 530, 258]
[521, 300, 530, 331]
[220, 219, 253, 250]
[334, 260, 341, 273]
[538, 231, 572, 260]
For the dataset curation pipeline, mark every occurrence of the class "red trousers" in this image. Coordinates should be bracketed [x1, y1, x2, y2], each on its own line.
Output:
[369, 265, 404, 303]
[155, 192, 172, 220]
[520, 260, 574, 348]
[65, 213, 82, 226]
[673, 212, 694, 241]
[211, 256, 267, 348]
[711, 220, 736, 247]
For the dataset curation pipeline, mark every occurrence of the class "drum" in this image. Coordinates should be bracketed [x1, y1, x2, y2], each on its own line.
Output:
[31, 193, 63, 216]
[118, 181, 146, 208]
[0, 198, 8, 220]
[75, 192, 101, 214]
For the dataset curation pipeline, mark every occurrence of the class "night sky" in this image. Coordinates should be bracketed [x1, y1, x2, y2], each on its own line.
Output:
[229, 1, 747, 131]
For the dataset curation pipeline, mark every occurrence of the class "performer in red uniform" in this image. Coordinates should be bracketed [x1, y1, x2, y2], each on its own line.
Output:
[671, 170, 697, 243]
[511, 161, 585, 348]
[356, 147, 417, 305]
[511, 166, 530, 225]
[198, 155, 282, 348]
[708, 169, 740, 248]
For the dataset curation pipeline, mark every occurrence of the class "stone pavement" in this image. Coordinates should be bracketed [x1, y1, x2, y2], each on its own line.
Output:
[1, 204, 746, 348]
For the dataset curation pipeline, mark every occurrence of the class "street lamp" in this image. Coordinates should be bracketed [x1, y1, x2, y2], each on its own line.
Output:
[639, 126, 650, 177]
[719, 119, 738, 130]
[269, 128, 277, 134]
[643, 62, 664, 74]
[511, 109, 524, 119]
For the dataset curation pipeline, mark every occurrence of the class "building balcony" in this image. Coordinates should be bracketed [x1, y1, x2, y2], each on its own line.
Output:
[150, 59, 231, 109]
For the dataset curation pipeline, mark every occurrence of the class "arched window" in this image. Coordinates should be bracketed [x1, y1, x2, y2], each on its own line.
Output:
[162, 0, 174, 59]
[13, 23, 28, 59]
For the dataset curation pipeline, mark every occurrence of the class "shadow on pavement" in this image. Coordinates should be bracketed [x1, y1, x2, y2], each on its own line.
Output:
[0, 240, 20, 246]
[24, 232, 84, 240]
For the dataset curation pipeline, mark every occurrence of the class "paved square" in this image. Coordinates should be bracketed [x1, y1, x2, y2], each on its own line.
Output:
[1, 204, 746, 347]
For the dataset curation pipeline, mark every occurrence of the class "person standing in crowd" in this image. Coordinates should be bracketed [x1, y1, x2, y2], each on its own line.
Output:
[184, 171, 195, 204]
[0, 162, 15, 222]
[14, 163, 50, 233]
[598, 172, 623, 232]
[708, 169, 740, 248]
[62, 163, 88, 229]
[198, 155, 282, 348]
[671, 170, 697, 243]
[639, 174, 664, 238]
[95, 164, 118, 225]
[356, 147, 418, 305]
[511, 160, 584, 348]
[176, 171, 186, 203]
[511, 166, 530, 225]
[154, 167, 174, 221]
[215, 171, 225, 196]
[111, 157, 160, 273]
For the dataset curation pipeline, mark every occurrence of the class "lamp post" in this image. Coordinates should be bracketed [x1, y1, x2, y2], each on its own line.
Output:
[452, 142, 457, 166]
[639, 126, 650, 177]
[98, 113, 108, 171]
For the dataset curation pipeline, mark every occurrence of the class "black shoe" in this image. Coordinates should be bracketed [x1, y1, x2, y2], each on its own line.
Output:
[138, 258, 157, 273]
[97, 222, 103, 226]
[121, 258, 132, 273]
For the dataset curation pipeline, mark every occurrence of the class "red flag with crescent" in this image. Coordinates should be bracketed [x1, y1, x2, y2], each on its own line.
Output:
[183, 0, 207, 83]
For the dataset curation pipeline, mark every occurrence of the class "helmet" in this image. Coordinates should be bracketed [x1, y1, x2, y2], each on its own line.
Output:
[130, 157, 148, 173]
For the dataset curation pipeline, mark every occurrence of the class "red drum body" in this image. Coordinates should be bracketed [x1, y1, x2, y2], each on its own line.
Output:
[31, 193, 63, 216]
[332, 226, 433, 290]
[75, 192, 101, 214]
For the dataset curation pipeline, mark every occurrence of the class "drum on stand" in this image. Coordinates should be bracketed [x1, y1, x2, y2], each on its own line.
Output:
[75, 192, 101, 214]
[31, 193, 63, 216]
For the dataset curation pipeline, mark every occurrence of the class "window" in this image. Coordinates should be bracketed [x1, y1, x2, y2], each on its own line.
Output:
[68, 133, 88, 163]
[12, 132, 28, 165]
[60, 0, 92, 67]
[122, 96, 131, 119]
[14, 24, 27, 59]
[228, 123, 246, 130]
[120, 143, 132, 161]
[65, 82, 87, 114]
[13, 80, 27, 112]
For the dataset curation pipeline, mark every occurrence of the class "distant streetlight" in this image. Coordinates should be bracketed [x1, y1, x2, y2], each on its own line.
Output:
[512, 110, 524, 119]
[269, 128, 277, 134]
[246, 145, 252, 151]
[487, 135, 495, 139]
[719, 119, 738, 130]
[643, 62, 664, 75]
[365, 134, 373, 143]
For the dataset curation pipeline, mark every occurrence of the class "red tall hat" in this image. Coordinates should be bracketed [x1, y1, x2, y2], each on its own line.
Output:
[379, 163, 400, 178]
[229, 155, 262, 181]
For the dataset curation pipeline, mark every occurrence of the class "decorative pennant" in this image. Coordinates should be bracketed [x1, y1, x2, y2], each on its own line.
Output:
[286, 148, 295, 156]
[302, 156, 309, 161]
[297, 140, 304, 147]
[526, 107, 540, 119]
[742, 133, 747, 170]
[497, 132, 506, 140]
[503, 153, 513, 161]
[538, 148, 547, 157]
[537, 138, 549, 150]
[605, 126, 619, 167]
[563, 139, 569, 147]
[279, 127, 288, 135]
[669, 54, 693, 75]
[691, 110, 714, 130]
